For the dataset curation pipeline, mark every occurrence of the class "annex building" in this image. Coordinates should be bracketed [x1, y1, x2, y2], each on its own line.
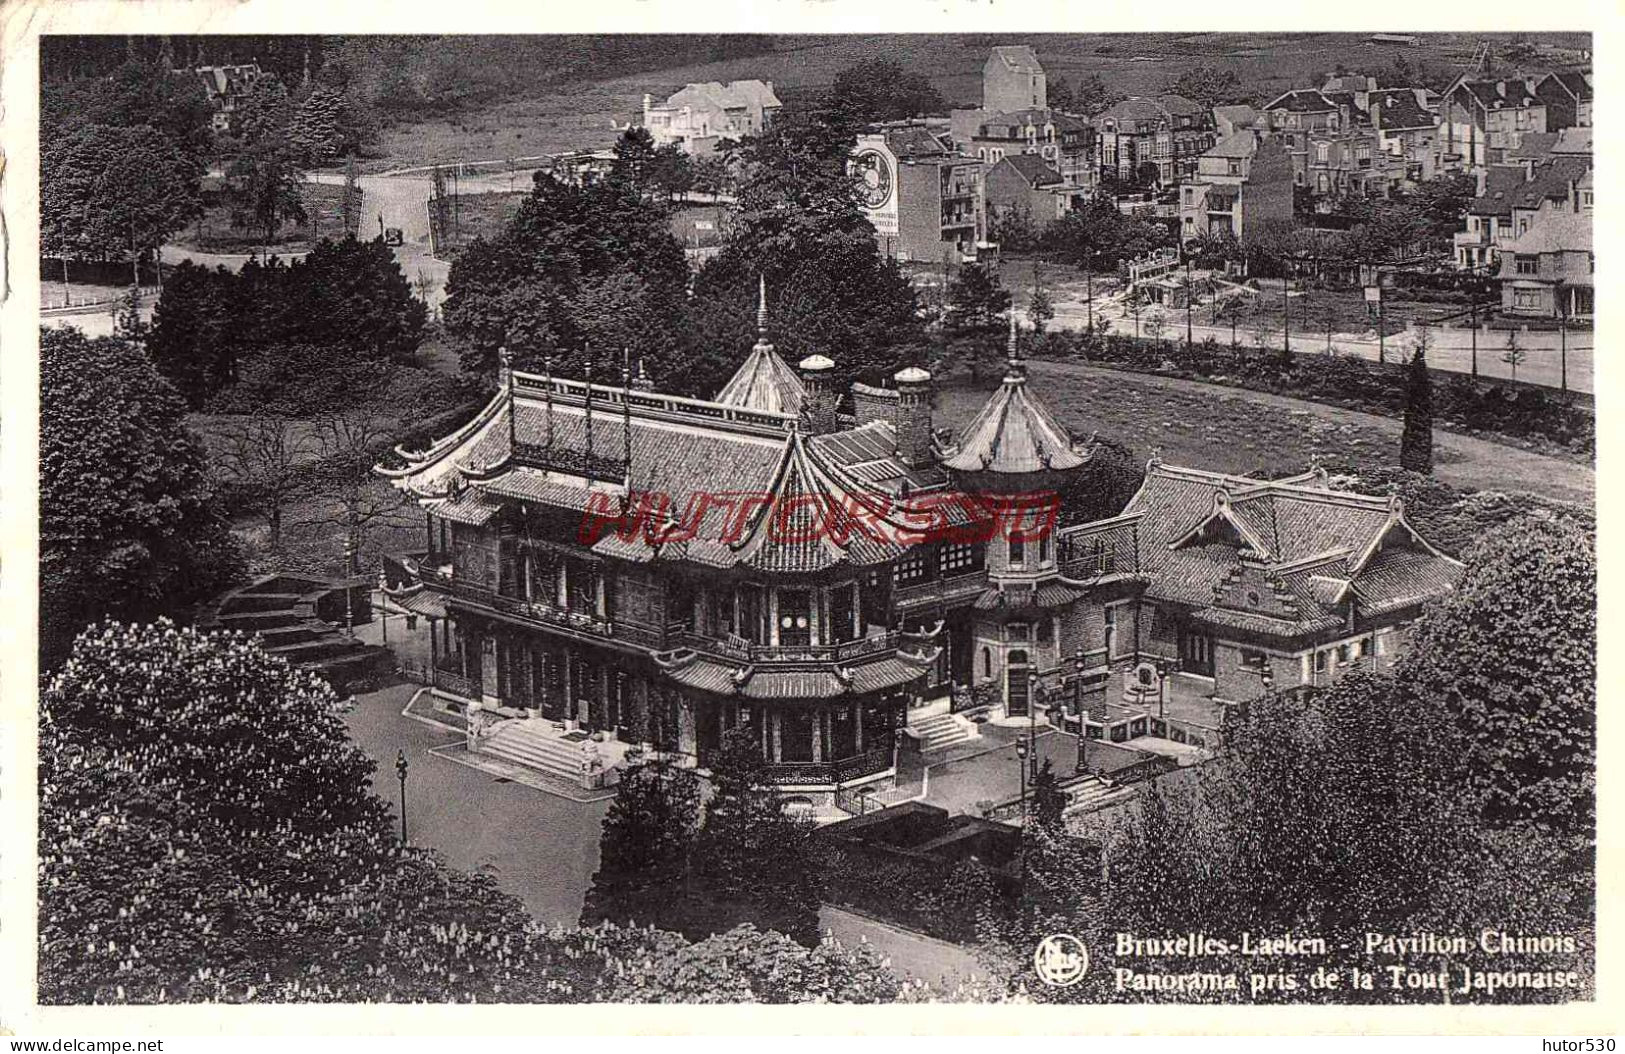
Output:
[380, 290, 1460, 802]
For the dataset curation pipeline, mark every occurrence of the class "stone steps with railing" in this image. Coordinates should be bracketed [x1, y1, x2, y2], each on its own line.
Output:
[907, 710, 978, 752]
[476, 721, 590, 784]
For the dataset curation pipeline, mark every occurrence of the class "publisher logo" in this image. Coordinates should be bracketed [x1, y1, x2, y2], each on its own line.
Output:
[1034, 934, 1090, 988]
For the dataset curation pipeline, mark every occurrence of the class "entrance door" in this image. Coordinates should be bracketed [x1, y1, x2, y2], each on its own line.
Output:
[780, 709, 815, 762]
[831, 704, 859, 760]
[1179, 626, 1215, 677]
[697, 702, 722, 764]
[1006, 650, 1030, 717]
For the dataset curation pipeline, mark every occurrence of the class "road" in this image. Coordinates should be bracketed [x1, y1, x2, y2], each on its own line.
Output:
[1052, 295, 1593, 395]
[343, 682, 609, 927]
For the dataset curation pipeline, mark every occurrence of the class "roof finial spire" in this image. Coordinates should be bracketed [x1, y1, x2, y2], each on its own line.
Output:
[757, 274, 770, 341]
[1006, 311, 1024, 379]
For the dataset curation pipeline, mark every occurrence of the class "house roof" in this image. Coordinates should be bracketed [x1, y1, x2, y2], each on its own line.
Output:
[1553, 126, 1593, 155]
[1458, 78, 1540, 111]
[942, 320, 1088, 477]
[998, 153, 1064, 187]
[666, 79, 782, 113]
[1205, 131, 1258, 159]
[884, 125, 952, 158]
[1265, 89, 1337, 114]
[653, 648, 934, 700]
[1212, 104, 1259, 129]
[1543, 70, 1593, 102]
[1122, 462, 1461, 636]
[1367, 88, 1433, 130]
[989, 45, 1043, 74]
[1503, 205, 1592, 256]
[1099, 95, 1204, 127]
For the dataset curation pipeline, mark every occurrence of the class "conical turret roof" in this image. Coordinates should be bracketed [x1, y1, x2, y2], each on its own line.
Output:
[715, 276, 806, 415]
[943, 313, 1088, 476]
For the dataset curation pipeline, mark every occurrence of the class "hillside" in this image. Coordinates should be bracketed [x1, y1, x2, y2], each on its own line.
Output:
[366, 31, 1587, 170]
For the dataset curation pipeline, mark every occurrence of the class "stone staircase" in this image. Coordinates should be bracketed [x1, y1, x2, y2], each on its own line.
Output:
[199, 573, 389, 689]
[1061, 777, 1138, 815]
[477, 720, 590, 785]
[907, 708, 978, 753]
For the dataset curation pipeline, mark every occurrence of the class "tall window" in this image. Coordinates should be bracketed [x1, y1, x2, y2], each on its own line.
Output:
[1515, 255, 1539, 275]
[1009, 537, 1026, 567]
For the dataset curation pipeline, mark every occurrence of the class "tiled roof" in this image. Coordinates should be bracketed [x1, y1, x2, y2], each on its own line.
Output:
[433, 488, 502, 526]
[1468, 166, 1528, 216]
[1545, 70, 1593, 102]
[989, 45, 1043, 73]
[1265, 89, 1337, 114]
[1502, 206, 1591, 256]
[1205, 131, 1257, 159]
[1352, 547, 1463, 615]
[1509, 156, 1591, 211]
[1368, 89, 1433, 130]
[671, 79, 782, 112]
[716, 340, 805, 415]
[717, 287, 806, 415]
[886, 125, 952, 158]
[1123, 462, 1460, 635]
[1460, 79, 1540, 110]
[1000, 153, 1064, 187]
[655, 651, 932, 700]
[943, 325, 1088, 477]
[1553, 127, 1593, 155]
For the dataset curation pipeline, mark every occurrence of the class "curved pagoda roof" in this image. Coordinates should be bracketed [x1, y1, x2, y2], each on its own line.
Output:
[714, 277, 806, 416]
[943, 315, 1088, 477]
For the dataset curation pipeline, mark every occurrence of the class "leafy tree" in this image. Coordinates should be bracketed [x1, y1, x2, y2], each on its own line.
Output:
[828, 57, 947, 123]
[1165, 64, 1246, 110]
[148, 261, 241, 405]
[944, 262, 1011, 334]
[231, 74, 294, 150]
[608, 126, 660, 198]
[42, 123, 203, 288]
[1402, 515, 1596, 839]
[1399, 339, 1434, 473]
[443, 168, 690, 379]
[288, 83, 348, 165]
[43, 57, 214, 160]
[286, 236, 428, 361]
[1043, 197, 1170, 271]
[581, 760, 702, 929]
[1070, 73, 1125, 116]
[650, 143, 696, 202]
[606, 925, 903, 1003]
[690, 727, 823, 945]
[691, 154, 734, 201]
[228, 142, 307, 246]
[40, 329, 242, 669]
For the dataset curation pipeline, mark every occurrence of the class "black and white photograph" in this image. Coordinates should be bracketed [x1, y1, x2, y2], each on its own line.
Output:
[5, 7, 1608, 1032]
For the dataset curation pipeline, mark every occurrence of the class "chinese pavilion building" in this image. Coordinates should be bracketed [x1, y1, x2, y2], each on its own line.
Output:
[379, 288, 1460, 800]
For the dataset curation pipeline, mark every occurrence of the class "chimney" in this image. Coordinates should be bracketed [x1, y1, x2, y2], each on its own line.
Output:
[1475, 167, 1488, 196]
[797, 354, 837, 435]
[893, 367, 934, 467]
[1568, 178, 1578, 213]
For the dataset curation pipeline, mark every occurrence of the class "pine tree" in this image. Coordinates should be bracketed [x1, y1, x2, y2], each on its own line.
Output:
[1399, 343, 1434, 474]
[288, 84, 345, 165]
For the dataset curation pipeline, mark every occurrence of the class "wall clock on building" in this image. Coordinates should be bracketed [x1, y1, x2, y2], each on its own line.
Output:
[853, 149, 893, 208]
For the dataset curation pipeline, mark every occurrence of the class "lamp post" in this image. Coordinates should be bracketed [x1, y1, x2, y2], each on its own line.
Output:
[343, 535, 356, 639]
[395, 749, 410, 844]
[1085, 254, 1095, 333]
[1015, 737, 1029, 822]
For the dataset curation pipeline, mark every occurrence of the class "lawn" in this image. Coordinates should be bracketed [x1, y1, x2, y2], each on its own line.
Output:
[170, 183, 348, 254]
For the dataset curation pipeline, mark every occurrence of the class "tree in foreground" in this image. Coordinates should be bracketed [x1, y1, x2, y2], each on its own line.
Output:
[40, 328, 242, 668]
[581, 759, 702, 929]
[41, 622, 908, 1004]
[1403, 514, 1596, 840]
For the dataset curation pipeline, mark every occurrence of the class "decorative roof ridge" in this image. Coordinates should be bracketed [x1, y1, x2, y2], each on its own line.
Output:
[513, 371, 796, 441]
[1272, 547, 1354, 575]
[375, 386, 510, 480]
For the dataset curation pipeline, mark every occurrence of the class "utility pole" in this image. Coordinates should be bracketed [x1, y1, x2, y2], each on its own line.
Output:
[1559, 294, 1569, 393]
[1085, 255, 1095, 332]
[1282, 269, 1291, 356]
[1184, 248, 1194, 350]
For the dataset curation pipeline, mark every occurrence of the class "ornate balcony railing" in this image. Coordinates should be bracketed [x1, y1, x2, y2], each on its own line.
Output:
[892, 570, 987, 608]
[762, 747, 893, 787]
[433, 667, 479, 700]
[511, 440, 627, 484]
[453, 584, 667, 650]
[671, 629, 905, 665]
